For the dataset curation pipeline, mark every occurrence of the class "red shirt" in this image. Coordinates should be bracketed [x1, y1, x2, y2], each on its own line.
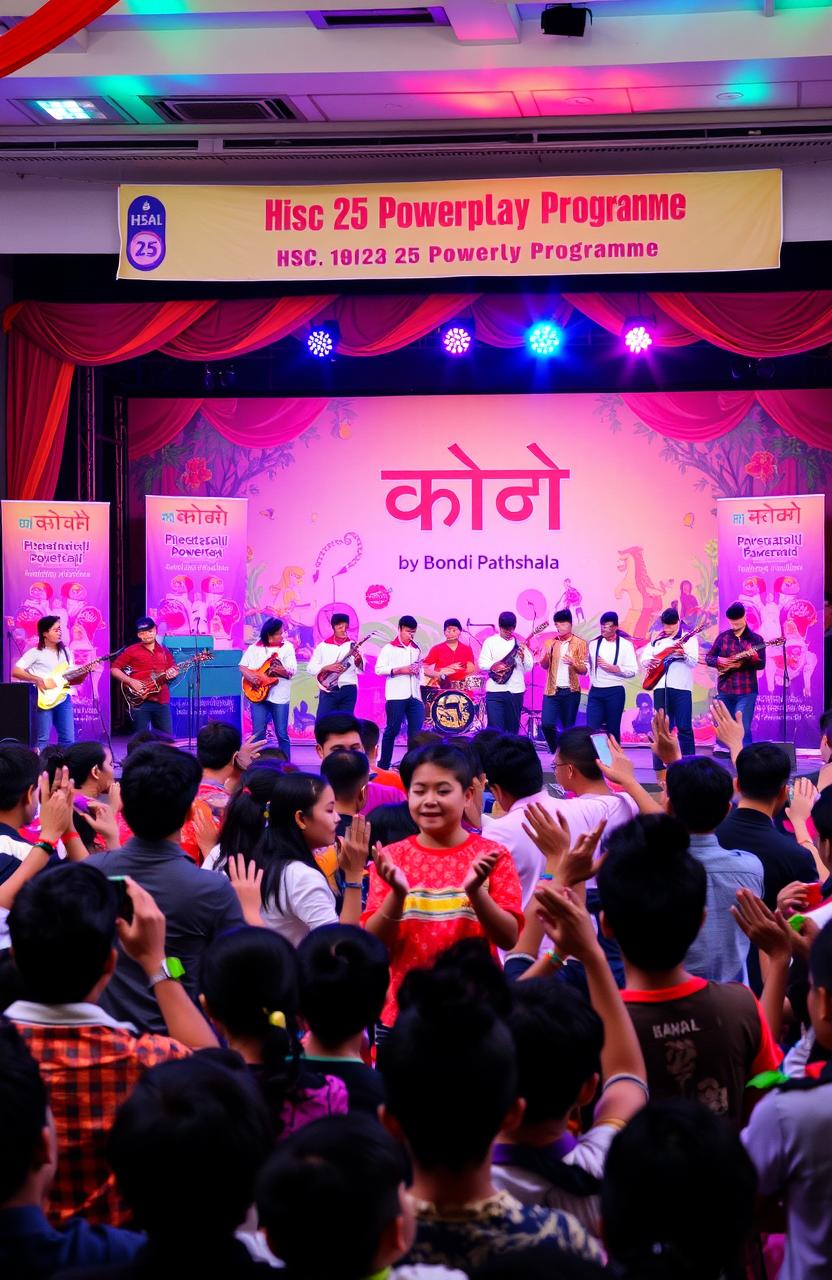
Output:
[424, 641, 475, 683]
[111, 641, 176, 704]
[362, 832, 523, 1025]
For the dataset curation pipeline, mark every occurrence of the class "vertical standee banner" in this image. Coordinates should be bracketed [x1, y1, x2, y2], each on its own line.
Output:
[716, 495, 825, 748]
[145, 496, 248, 728]
[2, 501, 111, 741]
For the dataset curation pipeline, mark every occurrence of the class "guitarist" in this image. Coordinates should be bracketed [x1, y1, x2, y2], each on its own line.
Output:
[422, 618, 476, 693]
[639, 607, 699, 780]
[307, 612, 364, 720]
[12, 615, 77, 749]
[479, 611, 534, 734]
[111, 617, 178, 735]
[705, 602, 766, 748]
[239, 616, 297, 760]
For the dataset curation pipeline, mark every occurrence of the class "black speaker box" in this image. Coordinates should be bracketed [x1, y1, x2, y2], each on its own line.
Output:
[0, 683, 37, 747]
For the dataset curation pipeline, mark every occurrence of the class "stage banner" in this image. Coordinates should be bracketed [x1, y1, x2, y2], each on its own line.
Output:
[2, 500, 111, 741]
[716, 494, 825, 749]
[144, 495, 248, 651]
[117, 170, 782, 282]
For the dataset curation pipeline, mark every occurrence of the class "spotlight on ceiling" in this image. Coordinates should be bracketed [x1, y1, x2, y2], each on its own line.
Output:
[441, 322, 474, 356]
[623, 319, 654, 356]
[307, 326, 337, 359]
[526, 321, 562, 358]
[540, 5, 592, 36]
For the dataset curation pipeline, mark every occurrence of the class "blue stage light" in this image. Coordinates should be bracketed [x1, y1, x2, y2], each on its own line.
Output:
[307, 328, 335, 358]
[526, 321, 562, 357]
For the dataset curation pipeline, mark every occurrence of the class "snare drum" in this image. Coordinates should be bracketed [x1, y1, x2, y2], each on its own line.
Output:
[460, 675, 484, 694]
[430, 690, 477, 735]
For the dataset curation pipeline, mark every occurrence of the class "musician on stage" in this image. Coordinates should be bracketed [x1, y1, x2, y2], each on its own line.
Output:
[586, 611, 638, 744]
[307, 613, 364, 720]
[539, 608, 588, 754]
[705, 602, 765, 748]
[111, 617, 178, 736]
[239, 617, 297, 760]
[479, 611, 534, 734]
[12, 615, 76, 749]
[639, 607, 698, 780]
[422, 618, 476, 689]
[375, 615, 424, 770]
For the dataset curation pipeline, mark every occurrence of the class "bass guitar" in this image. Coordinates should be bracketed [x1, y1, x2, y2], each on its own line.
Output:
[243, 651, 294, 704]
[316, 631, 379, 693]
[122, 650, 213, 709]
[642, 621, 709, 692]
[37, 650, 123, 710]
[490, 622, 548, 686]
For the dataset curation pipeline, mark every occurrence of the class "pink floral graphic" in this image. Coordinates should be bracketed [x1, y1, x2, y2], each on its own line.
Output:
[744, 450, 777, 482]
[180, 456, 213, 490]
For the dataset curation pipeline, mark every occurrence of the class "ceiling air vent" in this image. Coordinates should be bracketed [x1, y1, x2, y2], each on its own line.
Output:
[148, 97, 300, 124]
[309, 7, 448, 27]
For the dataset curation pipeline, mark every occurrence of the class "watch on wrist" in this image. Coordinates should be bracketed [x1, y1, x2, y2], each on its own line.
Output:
[147, 956, 185, 988]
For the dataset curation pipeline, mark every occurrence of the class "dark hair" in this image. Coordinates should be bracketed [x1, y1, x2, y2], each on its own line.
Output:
[259, 616, 284, 644]
[365, 801, 418, 846]
[38, 744, 66, 785]
[0, 1019, 49, 1203]
[380, 962, 516, 1171]
[398, 615, 418, 630]
[406, 742, 474, 792]
[810, 918, 832, 991]
[600, 611, 619, 626]
[330, 613, 349, 627]
[473, 1246, 606, 1280]
[471, 728, 506, 778]
[216, 766, 279, 871]
[9, 863, 117, 1003]
[45, 743, 111, 850]
[735, 743, 791, 802]
[406, 730, 443, 751]
[0, 744, 39, 811]
[297, 924, 389, 1049]
[507, 979, 603, 1123]
[597, 814, 706, 970]
[257, 1115, 410, 1280]
[444, 617, 462, 630]
[126, 727, 175, 755]
[108, 1055, 273, 1241]
[666, 757, 733, 833]
[196, 720, 242, 771]
[811, 788, 832, 846]
[36, 615, 65, 652]
[314, 712, 361, 748]
[661, 607, 680, 626]
[357, 718, 380, 754]
[484, 734, 543, 801]
[498, 611, 517, 630]
[120, 744, 202, 840]
[248, 771, 329, 911]
[725, 602, 746, 621]
[199, 927, 302, 1131]
[819, 709, 832, 743]
[602, 1100, 757, 1280]
[320, 749, 369, 805]
[553, 608, 573, 625]
[557, 727, 603, 781]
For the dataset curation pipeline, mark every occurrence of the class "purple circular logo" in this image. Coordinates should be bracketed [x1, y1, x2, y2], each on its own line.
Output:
[125, 195, 166, 271]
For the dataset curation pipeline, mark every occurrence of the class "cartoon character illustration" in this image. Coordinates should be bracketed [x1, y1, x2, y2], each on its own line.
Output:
[269, 566, 313, 652]
[60, 581, 88, 626]
[678, 580, 700, 627]
[311, 533, 364, 598]
[631, 692, 655, 737]
[556, 578, 585, 622]
[292, 699, 316, 736]
[24, 581, 55, 618]
[209, 599, 242, 651]
[614, 547, 671, 644]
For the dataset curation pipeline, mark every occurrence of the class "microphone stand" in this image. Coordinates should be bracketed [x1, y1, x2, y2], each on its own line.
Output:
[526, 609, 537, 745]
[779, 635, 789, 750]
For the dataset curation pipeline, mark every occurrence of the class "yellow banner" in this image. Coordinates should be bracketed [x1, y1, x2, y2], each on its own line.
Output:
[118, 170, 782, 282]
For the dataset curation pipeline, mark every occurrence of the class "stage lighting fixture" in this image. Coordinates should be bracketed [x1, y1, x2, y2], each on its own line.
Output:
[441, 323, 473, 356]
[623, 320, 653, 355]
[527, 321, 562, 357]
[307, 327, 335, 358]
[540, 5, 592, 36]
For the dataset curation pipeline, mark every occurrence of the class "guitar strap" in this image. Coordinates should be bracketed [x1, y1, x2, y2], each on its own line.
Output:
[594, 635, 620, 670]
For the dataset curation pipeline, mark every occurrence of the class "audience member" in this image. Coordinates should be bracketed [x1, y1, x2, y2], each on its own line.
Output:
[364, 801, 419, 847]
[201, 764, 279, 872]
[358, 718, 406, 792]
[553, 729, 639, 836]
[0, 745, 45, 869]
[179, 720, 242, 862]
[320, 748, 370, 837]
[315, 714, 402, 812]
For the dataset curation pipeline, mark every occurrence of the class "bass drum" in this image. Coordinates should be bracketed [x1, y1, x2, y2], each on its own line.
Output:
[430, 690, 477, 735]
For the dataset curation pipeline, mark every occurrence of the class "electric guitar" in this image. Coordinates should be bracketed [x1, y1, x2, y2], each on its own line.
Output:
[36, 650, 123, 710]
[715, 636, 785, 677]
[316, 631, 379, 693]
[490, 623, 548, 686]
[642, 621, 709, 691]
[243, 651, 294, 704]
[121, 650, 213, 709]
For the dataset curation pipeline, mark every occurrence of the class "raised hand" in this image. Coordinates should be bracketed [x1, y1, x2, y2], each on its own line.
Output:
[235, 734, 268, 771]
[596, 736, 637, 789]
[463, 848, 500, 897]
[730, 888, 792, 961]
[786, 776, 820, 826]
[372, 844, 410, 898]
[709, 701, 745, 759]
[649, 708, 682, 766]
[337, 814, 371, 880]
[560, 820, 608, 888]
[227, 854, 264, 925]
[521, 803, 571, 866]
[83, 800, 121, 848]
[191, 802, 219, 861]
[534, 884, 599, 963]
[39, 766, 75, 844]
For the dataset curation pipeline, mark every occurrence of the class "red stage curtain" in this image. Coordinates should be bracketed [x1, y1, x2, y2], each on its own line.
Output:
[6, 334, 74, 501]
[620, 391, 755, 441]
[757, 389, 832, 451]
[161, 297, 335, 359]
[651, 292, 832, 356]
[335, 293, 479, 355]
[0, 0, 119, 78]
[565, 292, 697, 348]
[7, 300, 214, 364]
[472, 295, 572, 347]
[128, 397, 329, 458]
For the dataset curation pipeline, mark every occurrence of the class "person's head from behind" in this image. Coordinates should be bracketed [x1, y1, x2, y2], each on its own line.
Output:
[257, 1115, 413, 1280]
[358, 718, 380, 764]
[314, 712, 362, 759]
[505, 980, 603, 1133]
[120, 744, 202, 840]
[397, 615, 418, 644]
[819, 709, 832, 764]
[365, 801, 418, 846]
[108, 1055, 273, 1244]
[406, 743, 474, 841]
[196, 720, 242, 774]
[725, 601, 747, 634]
[484, 734, 543, 807]
[126, 727, 175, 755]
[218, 766, 278, 866]
[297, 924, 389, 1053]
[0, 1019, 55, 1208]
[259, 617, 284, 647]
[601, 1099, 756, 1280]
[807, 919, 832, 1053]
[597, 814, 705, 973]
[734, 742, 791, 811]
[320, 749, 369, 813]
[665, 757, 734, 834]
[379, 962, 519, 1173]
[0, 744, 39, 822]
[9, 863, 118, 1004]
[498, 611, 517, 636]
[555, 727, 603, 794]
[553, 608, 573, 636]
[471, 728, 505, 778]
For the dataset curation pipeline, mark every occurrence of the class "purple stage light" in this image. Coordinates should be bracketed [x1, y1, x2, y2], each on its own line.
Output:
[441, 324, 473, 356]
[624, 322, 653, 355]
[307, 327, 335, 358]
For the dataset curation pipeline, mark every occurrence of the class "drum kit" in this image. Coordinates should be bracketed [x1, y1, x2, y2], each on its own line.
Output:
[423, 675, 485, 735]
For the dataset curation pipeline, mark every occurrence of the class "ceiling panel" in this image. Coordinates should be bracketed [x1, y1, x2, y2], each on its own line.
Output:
[800, 80, 832, 106]
[310, 91, 523, 119]
[530, 88, 632, 115]
[629, 82, 800, 112]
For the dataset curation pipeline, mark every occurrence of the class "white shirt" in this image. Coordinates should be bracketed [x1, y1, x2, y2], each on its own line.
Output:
[480, 634, 535, 695]
[492, 1121, 619, 1239]
[375, 641, 422, 701]
[307, 639, 360, 689]
[639, 633, 699, 692]
[559, 790, 640, 847]
[16, 645, 79, 697]
[240, 641, 297, 705]
[587, 635, 638, 689]
[555, 638, 575, 689]
[260, 861, 338, 946]
[484, 789, 596, 907]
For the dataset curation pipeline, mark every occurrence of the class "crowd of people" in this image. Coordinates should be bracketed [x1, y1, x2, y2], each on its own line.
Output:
[1, 698, 832, 1280]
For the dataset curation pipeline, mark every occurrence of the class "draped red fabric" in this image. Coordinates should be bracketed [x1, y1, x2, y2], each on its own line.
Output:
[128, 397, 329, 459]
[757, 389, 832, 451]
[652, 292, 832, 356]
[565, 292, 697, 348]
[6, 333, 74, 501]
[161, 297, 335, 360]
[472, 295, 572, 347]
[335, 293, 479, 355]
[9, 300, 214, 364]
[127, 399, 203, 459]
[620, 391, 755, 441]
[0, 0, 118, 78]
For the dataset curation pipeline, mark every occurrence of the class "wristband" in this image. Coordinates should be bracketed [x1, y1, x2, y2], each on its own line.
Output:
[545, 950, 565, 971]
[63, 831, 80, 841]
[343, 881, 363, 890]
[33, 839, 56, 855]
[540, 872, 554, 881]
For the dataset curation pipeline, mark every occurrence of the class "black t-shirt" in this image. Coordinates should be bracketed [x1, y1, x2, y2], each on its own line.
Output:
[302, 1055, 385, 1114]
[716, 807, 817, 908]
